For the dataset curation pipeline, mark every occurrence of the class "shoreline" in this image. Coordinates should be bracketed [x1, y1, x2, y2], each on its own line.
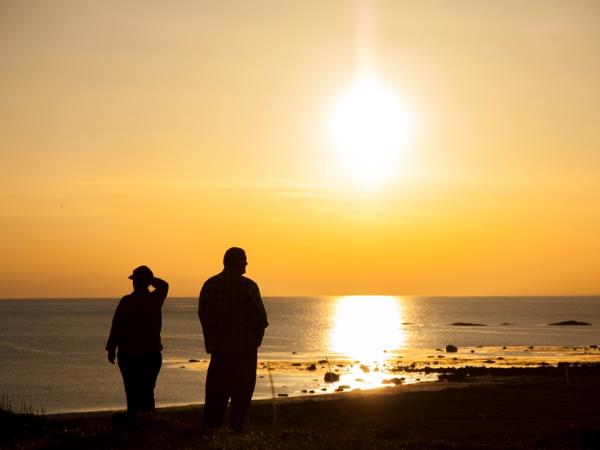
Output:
[21, 346, 600, 415]
[45, 360, 598, 419]
[4, 365, 600, 449]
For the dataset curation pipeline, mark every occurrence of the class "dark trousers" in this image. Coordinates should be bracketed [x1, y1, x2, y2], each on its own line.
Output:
[118, 352, 162, 414]
[204, 350, 257, 431]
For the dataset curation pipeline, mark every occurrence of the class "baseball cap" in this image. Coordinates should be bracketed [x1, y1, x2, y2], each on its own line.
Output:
[128, 265, 153, 281]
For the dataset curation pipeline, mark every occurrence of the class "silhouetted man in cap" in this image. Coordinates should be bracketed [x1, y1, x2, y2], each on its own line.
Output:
[106, 266, 169, 414]
[198, 247, 268, 432]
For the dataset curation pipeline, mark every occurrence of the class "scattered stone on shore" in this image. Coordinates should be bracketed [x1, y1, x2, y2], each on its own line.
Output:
[497, 357, 504, 360]
[257, 375, 264, 378]
[470, 350, 475, 353]
[179, 366, 185, 369]
[309, 390, 315, 393]
[292, 351, 297, 354]
[360, 364, 370, 373]
[438, 355, 445, 358]
[318, 359, 327, 364]
[446, 345, 458, 353]
[324, 372, 340, 382]
[500, 323, 512, 326]
[321, 388, 327, 391]
[591, 345, 599, 349]
[452, 322, 486, 326]
[291, 363, 301, 366]
[307, 364, 317, 371]
[335, 387, 344, 392]
[277, 393, 288, 397]
[382, 378, 403, 385]
[528, 346, 534, 349]
[301, 390, 307, 393]
[188, 359, 199, 363]
[549, 320, 592, 326]
[484, 359, 495, 364]
[438, 372, 468, 382]
[355, 378, 365, 382]
[502, 346, 507, 350]
[339, 385, 351, 389]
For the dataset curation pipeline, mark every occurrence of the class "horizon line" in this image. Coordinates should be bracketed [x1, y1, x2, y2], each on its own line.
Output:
[1, 294, 599, 301]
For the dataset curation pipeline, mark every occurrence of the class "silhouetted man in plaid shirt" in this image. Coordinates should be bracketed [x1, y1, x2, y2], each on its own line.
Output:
[198, 247, 268, 432]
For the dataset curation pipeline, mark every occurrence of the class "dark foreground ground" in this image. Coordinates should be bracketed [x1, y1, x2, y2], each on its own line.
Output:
[2, 365, 600, 449]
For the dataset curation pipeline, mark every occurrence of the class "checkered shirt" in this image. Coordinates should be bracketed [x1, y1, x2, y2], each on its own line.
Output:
[198, 271, 268, 353]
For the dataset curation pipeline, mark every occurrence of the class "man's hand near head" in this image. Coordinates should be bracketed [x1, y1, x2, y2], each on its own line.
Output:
[107, 350, 116, 364]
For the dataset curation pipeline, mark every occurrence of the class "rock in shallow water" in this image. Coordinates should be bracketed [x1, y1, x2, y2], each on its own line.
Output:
[549, 320, 592, 326]
[382, 378, 404, 385]
[324, 372, 340, 382]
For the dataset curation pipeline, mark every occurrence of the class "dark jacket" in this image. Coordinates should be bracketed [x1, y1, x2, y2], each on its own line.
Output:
[198, 271, 268, 353]
[106, 280, 169, 356]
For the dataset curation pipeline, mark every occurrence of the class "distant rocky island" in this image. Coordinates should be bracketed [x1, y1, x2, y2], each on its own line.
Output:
[549, 320, 591, 326]
[452, 322, 487, 327]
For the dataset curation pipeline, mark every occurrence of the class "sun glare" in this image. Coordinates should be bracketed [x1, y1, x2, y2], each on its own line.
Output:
[327, 72, 414, 188]
[330, 295, 405, 362]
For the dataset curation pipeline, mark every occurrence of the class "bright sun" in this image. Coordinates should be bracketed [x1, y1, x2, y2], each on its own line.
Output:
[327, 71, 414, 188]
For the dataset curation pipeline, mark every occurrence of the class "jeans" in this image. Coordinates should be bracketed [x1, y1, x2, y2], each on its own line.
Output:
[118, 352, 162, 414]
[204, 350, 257, 431]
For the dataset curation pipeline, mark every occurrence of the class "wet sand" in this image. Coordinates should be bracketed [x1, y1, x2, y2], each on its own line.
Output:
[165, 345, 600, 400]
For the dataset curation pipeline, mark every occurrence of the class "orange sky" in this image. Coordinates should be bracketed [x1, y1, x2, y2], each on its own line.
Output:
[1, 1, 599, 297]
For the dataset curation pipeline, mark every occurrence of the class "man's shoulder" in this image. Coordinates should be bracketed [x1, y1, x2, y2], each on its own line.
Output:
[240, 275, 259, 290]
[202, 273, 259, 291]
[116, 294, 135, 310]
[203, 273, 224, 286]
[120, 293, 134, 302]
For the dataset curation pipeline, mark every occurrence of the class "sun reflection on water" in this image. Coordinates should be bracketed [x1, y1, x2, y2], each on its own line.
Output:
[330, 295, 405, 362]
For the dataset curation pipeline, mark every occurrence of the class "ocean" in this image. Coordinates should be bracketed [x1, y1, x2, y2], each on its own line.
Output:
[1, 296, 599, 413]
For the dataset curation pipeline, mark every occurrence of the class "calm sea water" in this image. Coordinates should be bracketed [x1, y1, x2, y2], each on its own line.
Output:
[1, 296, 599, 413]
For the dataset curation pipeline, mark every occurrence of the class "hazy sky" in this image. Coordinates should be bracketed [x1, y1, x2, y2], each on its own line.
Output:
[1, 0, 599, 297]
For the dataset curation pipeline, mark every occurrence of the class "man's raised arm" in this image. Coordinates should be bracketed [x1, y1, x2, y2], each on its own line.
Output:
[151, 277, 169, 305]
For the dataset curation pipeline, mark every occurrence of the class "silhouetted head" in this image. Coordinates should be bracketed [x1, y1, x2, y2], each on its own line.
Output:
[223, 247, 247, 275]
[128, 265, 153, 291]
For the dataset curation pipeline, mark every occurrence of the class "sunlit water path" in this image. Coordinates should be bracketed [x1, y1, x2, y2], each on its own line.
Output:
[2, 296, 600, 413]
